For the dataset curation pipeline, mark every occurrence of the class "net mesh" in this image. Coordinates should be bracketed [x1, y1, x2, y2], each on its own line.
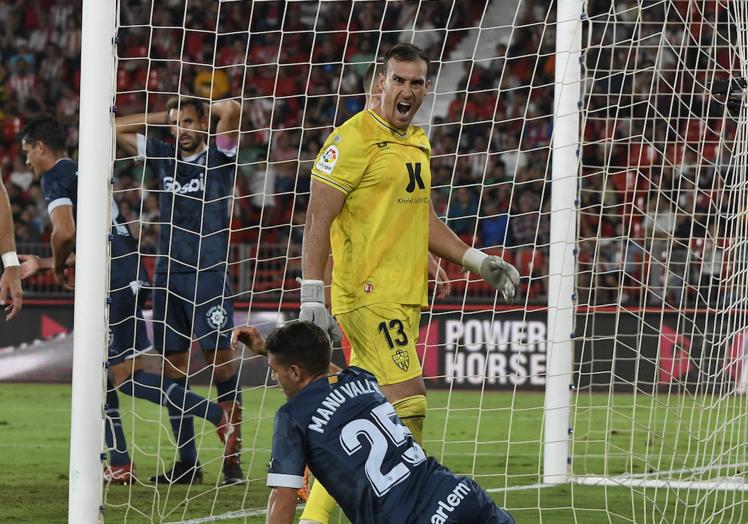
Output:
[101, 0, 748, 522]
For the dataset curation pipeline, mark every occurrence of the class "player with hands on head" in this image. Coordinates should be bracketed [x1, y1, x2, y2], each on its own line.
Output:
[233, 321, 516, 524]
[298, 42, 519, 524]
[0, 179, 22, 320]
[115, 96, 245, 485]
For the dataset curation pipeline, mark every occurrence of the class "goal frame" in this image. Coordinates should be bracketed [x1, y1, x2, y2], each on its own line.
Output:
[68, 0, 117, 522]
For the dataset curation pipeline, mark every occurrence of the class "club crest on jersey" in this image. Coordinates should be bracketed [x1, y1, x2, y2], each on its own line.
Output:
[392, 348, 410, 371]
[206, 305, 228, 329]
[316, 145, 339, 174]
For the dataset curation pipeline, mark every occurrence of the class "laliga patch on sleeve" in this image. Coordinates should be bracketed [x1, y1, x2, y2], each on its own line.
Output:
[316, 145, 339, 175]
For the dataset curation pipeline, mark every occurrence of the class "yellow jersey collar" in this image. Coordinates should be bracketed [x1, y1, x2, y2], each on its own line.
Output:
[367, 109, 410, 138]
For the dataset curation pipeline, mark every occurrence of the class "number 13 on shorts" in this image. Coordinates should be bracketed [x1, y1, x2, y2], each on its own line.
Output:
[336, 304, 422, 386]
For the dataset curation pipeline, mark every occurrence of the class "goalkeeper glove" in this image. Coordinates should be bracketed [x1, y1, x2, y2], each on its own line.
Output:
[462, 248, 520, 302]
[298, 278, 342, 345]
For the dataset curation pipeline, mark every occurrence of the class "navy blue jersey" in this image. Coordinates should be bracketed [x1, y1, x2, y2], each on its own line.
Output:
[41, 158, 144, 288]
[269, 367, 463, 523]
[138, 135, 236, 274]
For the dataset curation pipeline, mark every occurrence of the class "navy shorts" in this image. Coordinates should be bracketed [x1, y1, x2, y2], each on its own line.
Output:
[108, 282, 151, 365]
[152, 270, 234, 353]
[416, 476, 516, 524]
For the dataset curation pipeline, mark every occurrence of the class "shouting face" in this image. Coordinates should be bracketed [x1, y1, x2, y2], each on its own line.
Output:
[376, 57, 430, 131]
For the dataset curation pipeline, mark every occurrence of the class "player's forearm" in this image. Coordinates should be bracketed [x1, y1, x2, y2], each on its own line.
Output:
[265, 488, 297, 524]
[50, 231, 75, 271]
[302, 217, 333, 281]
[115, 111, 169, 135]
[428, 207, 468, 265]
[0, 183, 16, 255]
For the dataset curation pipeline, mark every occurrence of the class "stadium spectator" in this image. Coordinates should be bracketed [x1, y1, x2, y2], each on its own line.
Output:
[447, 186, 479, 236]
[0, 0, 729, 308]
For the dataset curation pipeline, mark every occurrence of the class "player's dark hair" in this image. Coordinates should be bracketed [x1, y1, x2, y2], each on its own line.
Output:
[18, 115, 67, 152]
[383, 42, 430, 78]
[265, 321, 332, 376]
[363, 61, 383, 95]
[166, 96, 206, 120]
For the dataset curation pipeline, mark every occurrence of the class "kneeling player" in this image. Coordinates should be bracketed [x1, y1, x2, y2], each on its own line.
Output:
[234, 322, 515, 524]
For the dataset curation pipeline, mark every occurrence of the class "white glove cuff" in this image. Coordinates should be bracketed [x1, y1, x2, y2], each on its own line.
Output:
[300, 279, 325, 303]
[461, 248, 487, 274]
[1, 251, 20, 268]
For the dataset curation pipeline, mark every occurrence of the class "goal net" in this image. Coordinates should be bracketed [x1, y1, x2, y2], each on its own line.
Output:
[79, 0, 747, 522]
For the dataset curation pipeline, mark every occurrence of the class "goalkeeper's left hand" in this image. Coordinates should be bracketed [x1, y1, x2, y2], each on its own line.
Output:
[462, 248, 520, 302]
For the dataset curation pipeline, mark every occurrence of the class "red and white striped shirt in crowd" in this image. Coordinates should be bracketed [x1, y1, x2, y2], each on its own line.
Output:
[8, 73, 37, 106]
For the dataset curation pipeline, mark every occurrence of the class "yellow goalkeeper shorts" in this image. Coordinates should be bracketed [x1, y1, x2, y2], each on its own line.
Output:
[337, 303, 422, 386]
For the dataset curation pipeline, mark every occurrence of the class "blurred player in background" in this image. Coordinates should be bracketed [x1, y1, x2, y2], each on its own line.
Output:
[115, 97, 244, 484]
[18, 115, 239, 485]
[298, 43, 519, 523]
[0, 179, 22, 320]
[234, 322, 515, 524]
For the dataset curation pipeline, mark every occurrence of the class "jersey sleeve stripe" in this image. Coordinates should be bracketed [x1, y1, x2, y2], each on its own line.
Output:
[136, 133, 146, 158]
[266, 473, 305, 489]
[47, 198, 73, 215]
[311, 173, 350, 194]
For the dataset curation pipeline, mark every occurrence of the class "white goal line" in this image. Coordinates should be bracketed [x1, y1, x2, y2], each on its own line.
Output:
[574, 476, 748, 492]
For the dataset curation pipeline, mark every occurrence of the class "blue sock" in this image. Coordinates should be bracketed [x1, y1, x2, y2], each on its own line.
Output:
[105, 379, 130, 466]
[167, 376, 197, 465]
[120, 370, 222, 426]
[216, 372, 242, 407]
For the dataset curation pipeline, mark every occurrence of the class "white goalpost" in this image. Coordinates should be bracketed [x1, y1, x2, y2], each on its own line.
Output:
[69, 0, 117, 522]
[68, 0, 748, 522]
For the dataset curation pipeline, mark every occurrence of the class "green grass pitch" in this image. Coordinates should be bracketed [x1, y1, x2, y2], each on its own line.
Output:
[1, 384, 745, 523]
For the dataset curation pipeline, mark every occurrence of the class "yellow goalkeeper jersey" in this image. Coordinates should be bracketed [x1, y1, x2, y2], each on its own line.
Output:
[311, 109, 432, 315]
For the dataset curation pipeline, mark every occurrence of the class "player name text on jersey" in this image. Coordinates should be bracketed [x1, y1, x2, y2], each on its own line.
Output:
[308, 379, 382, 434]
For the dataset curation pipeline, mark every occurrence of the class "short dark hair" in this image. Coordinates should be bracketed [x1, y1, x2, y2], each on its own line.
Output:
[363, 61, 384, 95]
[18, 115, 67, 152]
[264, 321, 331, 376]
[383, 42, 430, 78]
[166, 96, 205, 120]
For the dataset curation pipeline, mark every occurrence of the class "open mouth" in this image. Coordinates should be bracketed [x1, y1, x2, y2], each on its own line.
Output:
[396, 101, 412, 116]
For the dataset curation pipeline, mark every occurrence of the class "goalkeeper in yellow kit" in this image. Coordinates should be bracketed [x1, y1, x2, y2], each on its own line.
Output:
[297, 42, 519, 523]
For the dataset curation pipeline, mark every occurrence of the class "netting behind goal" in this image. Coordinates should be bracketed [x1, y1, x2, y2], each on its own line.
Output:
[100, 0, 747, 522]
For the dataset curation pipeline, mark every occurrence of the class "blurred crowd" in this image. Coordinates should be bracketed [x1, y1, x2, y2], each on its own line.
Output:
[1, 0, 740, 306]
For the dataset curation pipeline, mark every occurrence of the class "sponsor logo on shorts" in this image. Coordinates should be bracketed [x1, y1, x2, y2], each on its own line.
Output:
[363, 282, 374, 294]
[429, 480, 471, 524]
[206, 305, 228, 329]
[392, 348, 409, 371]
[316, 145, 339, 174]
